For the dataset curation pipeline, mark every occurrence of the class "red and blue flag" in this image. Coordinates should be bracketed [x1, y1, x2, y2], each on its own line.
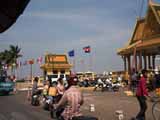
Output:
[83, 46, 91, 53]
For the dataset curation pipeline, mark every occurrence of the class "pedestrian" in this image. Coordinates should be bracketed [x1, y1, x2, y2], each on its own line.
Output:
[134, 69, 149, 120]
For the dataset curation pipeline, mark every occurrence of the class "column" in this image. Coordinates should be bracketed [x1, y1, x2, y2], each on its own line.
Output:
[127, 55, 131, 73]
[143, 55, 147, 69]
[135, 55, 137, 71]
[152, 55, 156, 69]
[148, 55, 151, 69]
[123, 56, 127, 71]
[138, 52, 142, 70]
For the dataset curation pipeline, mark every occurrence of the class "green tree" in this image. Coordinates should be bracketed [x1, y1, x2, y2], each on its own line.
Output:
[0, 50, 11, 67]
[0, 50, 12, 77]
[9, 45, 22, 76]
[9, 45, 22, 64]
[0, 45, 22, 76]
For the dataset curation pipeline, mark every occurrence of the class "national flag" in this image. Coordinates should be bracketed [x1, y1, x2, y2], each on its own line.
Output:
[83, 46, 91, 53]
[68, 50, 75, 57]
[28, 59, 34, 64]
[37, 57, 43, 64]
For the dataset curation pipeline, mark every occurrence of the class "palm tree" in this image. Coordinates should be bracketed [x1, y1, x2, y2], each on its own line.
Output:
[0, 50, 11, 66]
[0, 45, 22, 79]
[0, 50, 11, 77]
[0, 52, 3, 69]
[9, 45, 22, 64]
[9, 45, 22, 76]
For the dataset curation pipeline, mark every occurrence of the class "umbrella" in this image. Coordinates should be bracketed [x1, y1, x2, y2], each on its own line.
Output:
[0, 0, 30, 33]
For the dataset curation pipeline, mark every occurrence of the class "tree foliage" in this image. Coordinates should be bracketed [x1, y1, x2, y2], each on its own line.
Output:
[0, 45, 22, 69]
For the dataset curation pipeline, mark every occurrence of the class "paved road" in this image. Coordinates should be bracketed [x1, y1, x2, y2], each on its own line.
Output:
[0, 92, 51, 120]
[0, 89, 155, 120]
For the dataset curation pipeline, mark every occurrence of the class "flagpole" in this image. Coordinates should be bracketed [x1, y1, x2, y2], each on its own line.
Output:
[73, 57, 76, 73]
[30, 63, 32, 82]
[29, 59, 34, 83]
[83, 59, 85, 72]
[90, 53, 93, 72]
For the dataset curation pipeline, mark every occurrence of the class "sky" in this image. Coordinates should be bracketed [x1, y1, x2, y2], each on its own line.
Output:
[0, 0, 159, 77]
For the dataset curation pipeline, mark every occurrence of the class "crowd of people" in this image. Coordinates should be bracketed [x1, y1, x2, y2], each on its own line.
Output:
[28, 69, 160, 120]
[130, 68, 160, 93]
[29, 74, 97, 120]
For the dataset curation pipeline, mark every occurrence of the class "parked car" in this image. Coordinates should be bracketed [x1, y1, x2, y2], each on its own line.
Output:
[0, 76, 14, 95]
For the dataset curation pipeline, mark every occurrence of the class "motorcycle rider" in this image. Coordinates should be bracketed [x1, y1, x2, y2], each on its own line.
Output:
[94, 77, 104, 91]
[32, 77, 39, 95]
[53, 75, 84, 120]
[31, 77, 41, 105]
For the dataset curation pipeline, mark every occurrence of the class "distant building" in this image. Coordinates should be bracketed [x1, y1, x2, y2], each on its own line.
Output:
[76, 71, 96, 81]
[40, 53, 72, 82]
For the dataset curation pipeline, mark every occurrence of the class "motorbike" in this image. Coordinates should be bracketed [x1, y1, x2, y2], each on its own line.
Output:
[42, 95, 53, 111]
[31, 90, 42, 106]
[101, 80, 120, 92]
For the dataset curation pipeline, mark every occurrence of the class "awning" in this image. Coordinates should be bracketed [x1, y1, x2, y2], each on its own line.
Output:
[117, 38, 160, 55]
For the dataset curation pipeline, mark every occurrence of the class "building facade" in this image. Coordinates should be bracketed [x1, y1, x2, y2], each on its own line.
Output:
[117, 1, 160, 73]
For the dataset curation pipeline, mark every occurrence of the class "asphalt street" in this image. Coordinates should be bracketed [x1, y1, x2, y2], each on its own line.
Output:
[0, 92, 51, 120]
[0, 89, 155, 120]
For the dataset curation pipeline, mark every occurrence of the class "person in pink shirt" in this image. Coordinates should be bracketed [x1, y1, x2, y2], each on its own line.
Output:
[56, 77, 65, 101]
[135, 69, 149, 120]
[54, 76, 83, 120]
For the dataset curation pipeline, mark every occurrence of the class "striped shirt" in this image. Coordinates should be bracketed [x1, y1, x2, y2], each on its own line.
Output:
[56, 86, 83, 120]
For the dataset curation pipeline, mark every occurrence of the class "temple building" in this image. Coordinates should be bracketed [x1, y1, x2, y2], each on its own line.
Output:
[117, 1, 160, 73]
[40, 53, 72, 81]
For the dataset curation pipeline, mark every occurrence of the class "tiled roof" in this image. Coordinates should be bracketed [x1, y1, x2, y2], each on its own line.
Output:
[117, 1, 160, 55]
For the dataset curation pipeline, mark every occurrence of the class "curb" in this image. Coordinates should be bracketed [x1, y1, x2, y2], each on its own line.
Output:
[17, 87, 43, 91]
[79, 87, 95, 91]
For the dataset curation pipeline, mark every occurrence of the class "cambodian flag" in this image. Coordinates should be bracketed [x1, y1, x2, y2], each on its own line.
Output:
[83, 46, 91, 53]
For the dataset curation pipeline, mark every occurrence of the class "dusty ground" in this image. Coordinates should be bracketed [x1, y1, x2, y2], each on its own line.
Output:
[81, 88, 154, 120]
[0, 87, 155, 120]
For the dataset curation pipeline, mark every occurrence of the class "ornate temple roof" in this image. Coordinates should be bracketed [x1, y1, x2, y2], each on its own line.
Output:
[40, 54, 72, 70]
[117, 1, 160, 55]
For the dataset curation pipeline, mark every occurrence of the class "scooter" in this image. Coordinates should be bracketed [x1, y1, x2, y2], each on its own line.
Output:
[111, 81, 121, 92]
[42, 95, 53, 111]
[101, 80, 120, 92]
[31, 90, 42, 106]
